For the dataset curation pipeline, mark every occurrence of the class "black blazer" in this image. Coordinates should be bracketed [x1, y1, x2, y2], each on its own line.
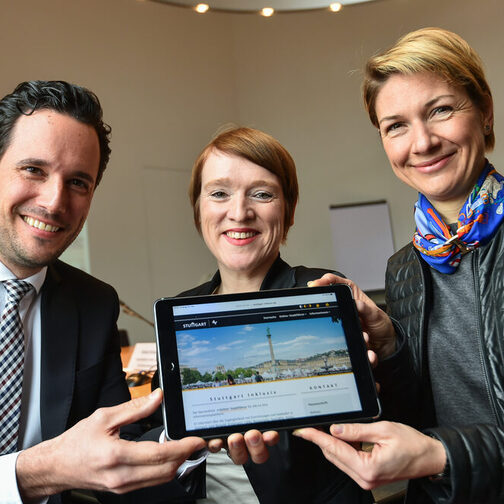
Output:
[38, 260, 203, 504]
[175, 256, 373, 504]
[40, 260, 130, 441]
[36, 260, 129, 503]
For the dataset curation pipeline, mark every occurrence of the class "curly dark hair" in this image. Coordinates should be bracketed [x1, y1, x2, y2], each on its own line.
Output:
[0, 80, 111, 185]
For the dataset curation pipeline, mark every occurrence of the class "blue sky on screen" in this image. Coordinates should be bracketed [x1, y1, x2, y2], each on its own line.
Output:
[176, 317, 346, 373]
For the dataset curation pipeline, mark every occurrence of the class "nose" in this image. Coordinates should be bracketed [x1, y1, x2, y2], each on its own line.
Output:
[38, 178, 67, 215]
[227, 194, 253, 222]
[411, 121, 441, 154]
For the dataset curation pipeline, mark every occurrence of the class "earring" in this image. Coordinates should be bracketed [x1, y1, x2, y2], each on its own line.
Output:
[485, 124, 491, 133]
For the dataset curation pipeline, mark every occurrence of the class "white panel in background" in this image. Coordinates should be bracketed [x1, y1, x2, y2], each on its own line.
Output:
[125, 342, 157, 372]
[59, 223, 91, 273]
[329, 200, 394, 292]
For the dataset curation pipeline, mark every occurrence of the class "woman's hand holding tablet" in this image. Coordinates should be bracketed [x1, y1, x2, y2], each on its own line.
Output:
[206, 430, 280, 464]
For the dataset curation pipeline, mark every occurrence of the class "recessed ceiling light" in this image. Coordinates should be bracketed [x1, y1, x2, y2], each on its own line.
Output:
[261, 7, 274, 16]
[195, 3, 209, 13]
[147, 1, 380, 14]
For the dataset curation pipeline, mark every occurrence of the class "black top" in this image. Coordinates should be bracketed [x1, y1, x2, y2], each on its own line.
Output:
[175, 256, 373, 504]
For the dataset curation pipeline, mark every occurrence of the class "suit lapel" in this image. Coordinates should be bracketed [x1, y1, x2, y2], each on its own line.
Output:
[40, 263, 79, 441]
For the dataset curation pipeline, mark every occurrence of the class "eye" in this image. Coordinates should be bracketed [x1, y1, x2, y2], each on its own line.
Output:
[209, 190, 228, 199]
[380, 122, 405, 138]
[252, 191, 274, 201]
[23, 166, 44, 176]
[69, 178, 91, 192]
[385, 122, 404, 134]
[431, 105, 453, 118]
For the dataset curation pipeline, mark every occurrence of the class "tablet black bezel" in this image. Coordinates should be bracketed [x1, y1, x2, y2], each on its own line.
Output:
[154, 285, 380, 439]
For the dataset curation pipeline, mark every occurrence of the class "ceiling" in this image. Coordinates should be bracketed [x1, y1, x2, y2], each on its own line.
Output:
[150, 0, 379, 13]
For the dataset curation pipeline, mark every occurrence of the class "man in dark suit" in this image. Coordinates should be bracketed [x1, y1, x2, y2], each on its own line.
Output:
[0, 81, 205, 503]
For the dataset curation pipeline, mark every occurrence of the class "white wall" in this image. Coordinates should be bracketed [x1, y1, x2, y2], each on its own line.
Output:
[1, 0, 503, 342]
[227, 0, 504, 269]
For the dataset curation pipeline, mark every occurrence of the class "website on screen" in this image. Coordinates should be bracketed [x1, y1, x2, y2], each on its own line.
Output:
[172, 292, 362, 430]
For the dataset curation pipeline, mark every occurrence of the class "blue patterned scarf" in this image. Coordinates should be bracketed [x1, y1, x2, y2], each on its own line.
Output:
[413, 161, 504, 273]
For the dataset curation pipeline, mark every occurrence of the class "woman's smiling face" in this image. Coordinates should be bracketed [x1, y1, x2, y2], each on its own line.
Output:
[199, 149, 285, 279]
[375, 72, 492, 217]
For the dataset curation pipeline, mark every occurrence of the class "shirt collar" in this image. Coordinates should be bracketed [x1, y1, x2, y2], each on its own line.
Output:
[0, 261, 48, 295]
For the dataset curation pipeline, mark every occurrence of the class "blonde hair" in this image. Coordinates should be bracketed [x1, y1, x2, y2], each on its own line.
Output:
[189, 127, 298, 242]
[363, 27, 494, 150]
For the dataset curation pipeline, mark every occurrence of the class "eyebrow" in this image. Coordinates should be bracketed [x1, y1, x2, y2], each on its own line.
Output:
[203, 178, 278, 189]
[16, 158, 96, 184]
[71, 171, 96, 184]
[378, 115, 401, 126]
[203, 177, 231, 188]
[16, 157, 49, 168]
[378, 94, 456, 125]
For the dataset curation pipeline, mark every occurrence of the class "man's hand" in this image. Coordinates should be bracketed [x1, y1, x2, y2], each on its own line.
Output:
[308, 274, 397, 360]
[293, 421, 446, 489]
[207, 430, 279, 465]
[16, 389, 205, 501]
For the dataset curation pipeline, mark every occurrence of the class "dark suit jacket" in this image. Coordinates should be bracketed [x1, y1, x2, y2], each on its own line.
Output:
[38, 260, 203, 504]
[174, 256, 374, 504]
[36, 260, 128, 503]
[40, 260, 130, 442]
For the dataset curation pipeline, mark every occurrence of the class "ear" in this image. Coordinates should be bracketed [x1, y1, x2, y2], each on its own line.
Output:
[481, 94, 494, 133]
[290, 200, 297, 227]
[281, 202, 297, 244]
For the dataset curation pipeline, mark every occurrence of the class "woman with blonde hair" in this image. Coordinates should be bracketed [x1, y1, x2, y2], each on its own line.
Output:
[295, 27, 504, 503]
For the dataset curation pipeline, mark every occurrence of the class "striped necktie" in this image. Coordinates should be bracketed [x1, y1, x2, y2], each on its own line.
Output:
[0, 279, 33, 454]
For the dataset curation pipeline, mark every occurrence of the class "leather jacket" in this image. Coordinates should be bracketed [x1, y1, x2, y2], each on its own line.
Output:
[380, 224, 504, 503]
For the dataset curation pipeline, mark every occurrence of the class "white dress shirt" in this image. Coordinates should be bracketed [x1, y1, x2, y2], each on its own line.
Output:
[0, 262, 47, 504]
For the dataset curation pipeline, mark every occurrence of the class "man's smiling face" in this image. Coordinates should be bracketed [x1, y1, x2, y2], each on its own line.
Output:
[0, 109, 100, 278]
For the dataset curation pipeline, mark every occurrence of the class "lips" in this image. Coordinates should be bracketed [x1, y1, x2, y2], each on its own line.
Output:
[223, 229, 260, 246]
[23, 216, 60, 233]
[413, 152, 456, 172]
[225, 230, 258, 239]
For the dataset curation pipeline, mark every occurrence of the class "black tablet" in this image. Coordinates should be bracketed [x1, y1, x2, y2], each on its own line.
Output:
[154, 285, 380, 439]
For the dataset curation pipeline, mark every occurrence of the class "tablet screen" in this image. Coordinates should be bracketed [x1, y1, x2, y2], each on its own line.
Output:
[155, 286, 380, 438]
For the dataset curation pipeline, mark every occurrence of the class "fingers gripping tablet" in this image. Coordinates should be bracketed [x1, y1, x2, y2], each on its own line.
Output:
[154, 285, 381, 439]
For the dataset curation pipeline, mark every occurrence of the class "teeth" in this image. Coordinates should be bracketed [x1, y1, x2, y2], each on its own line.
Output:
[24, 217, 59, 233]
[226, 231, 256, 239]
